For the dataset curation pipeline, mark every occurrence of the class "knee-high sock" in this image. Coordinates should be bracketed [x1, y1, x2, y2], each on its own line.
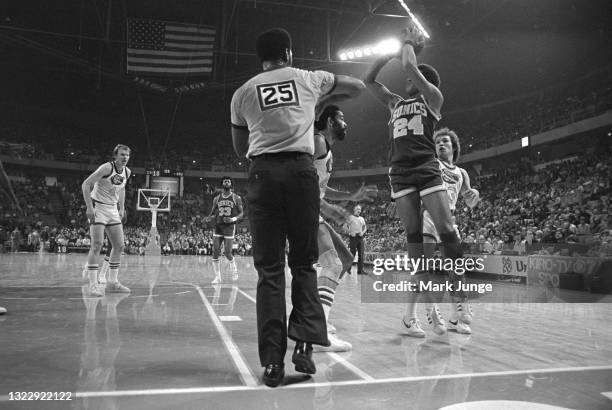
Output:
[318, 276, 338, 323]
[108, 261, 120, 283]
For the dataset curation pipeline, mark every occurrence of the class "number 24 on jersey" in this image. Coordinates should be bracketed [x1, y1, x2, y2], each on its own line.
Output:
[393, 116, 423, 138]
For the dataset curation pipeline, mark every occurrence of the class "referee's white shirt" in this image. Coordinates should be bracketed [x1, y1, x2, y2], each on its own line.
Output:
[348, 216, 366, 237]
[230, 67, 335, 158]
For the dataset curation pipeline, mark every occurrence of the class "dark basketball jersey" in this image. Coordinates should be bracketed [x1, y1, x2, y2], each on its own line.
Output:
[214, 192, 241, 225]
[388, 95, 440, 167]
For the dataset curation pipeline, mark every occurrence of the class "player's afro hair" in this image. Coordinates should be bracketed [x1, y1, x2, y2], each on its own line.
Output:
[314, 105, 341, 131]
[221, 176, 233, 187]
[256, 28, 292, 62]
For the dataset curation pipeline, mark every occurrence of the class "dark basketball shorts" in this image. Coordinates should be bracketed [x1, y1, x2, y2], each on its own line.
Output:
[388, 161, 445, 199]
[214, 224, 235, 239]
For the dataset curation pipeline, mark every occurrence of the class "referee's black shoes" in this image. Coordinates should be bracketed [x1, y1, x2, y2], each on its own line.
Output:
[292, 341, 316, 374]
[262, 364, 284, 387]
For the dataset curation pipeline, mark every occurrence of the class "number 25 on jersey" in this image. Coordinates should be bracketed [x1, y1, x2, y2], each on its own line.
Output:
[393, 116, 423, 139]
[256, 80, 300, 111]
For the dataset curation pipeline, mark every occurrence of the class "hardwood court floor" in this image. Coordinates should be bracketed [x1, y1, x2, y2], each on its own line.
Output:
[1, 253, 611, 409]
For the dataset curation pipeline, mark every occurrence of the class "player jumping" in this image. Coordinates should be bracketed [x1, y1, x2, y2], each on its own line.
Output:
[363, 23, 466, 335]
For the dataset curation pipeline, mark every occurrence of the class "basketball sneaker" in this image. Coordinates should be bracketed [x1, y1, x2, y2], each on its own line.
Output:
[448, 319, 472, 335]
[327, 322, 336, 334]
[400, 317, 426, 338]
[107, 282, 131, 293]
[98, 263, 109, 286]
[426, 306, 447, 336]
[456, 300, 473, 325]
[86, 283, 105, 297]
[313, 333, 352, 352]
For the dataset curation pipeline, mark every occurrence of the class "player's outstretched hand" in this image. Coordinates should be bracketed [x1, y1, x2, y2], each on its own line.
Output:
[385, 201, 398, 219]
[400, 22, 425, 54]
[464, 189, 480, 208]
[320, 199, 351, 226]
[351, 183, 378, 202]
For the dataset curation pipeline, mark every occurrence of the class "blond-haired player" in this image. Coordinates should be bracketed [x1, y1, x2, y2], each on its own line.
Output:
[402, 128, 480, 337]
[81, 145, 132, 297]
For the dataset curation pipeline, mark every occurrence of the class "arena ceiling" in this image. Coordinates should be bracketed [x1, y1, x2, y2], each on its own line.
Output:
[0, 0, 610, 153]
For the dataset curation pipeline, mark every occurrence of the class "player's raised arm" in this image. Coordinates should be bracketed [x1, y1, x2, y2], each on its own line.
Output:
[399, 25, 443, 114]
[362, 55, 402, 112]
[315, 75, 365, 118]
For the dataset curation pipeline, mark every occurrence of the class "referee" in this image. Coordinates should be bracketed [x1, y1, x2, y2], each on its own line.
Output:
[348, 204, 367, 274]
[230, 28, 365, 387]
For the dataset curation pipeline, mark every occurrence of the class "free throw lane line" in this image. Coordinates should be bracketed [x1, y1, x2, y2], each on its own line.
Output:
[173, 281, 257, 387]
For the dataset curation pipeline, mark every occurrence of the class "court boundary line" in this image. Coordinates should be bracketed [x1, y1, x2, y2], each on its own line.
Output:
[1, 364, 606, 400]
[235, 287, 374, 381]
[172, 281, 258, 387]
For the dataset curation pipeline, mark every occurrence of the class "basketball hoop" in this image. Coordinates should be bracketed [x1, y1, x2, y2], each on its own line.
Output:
[137, 189, 171, 229]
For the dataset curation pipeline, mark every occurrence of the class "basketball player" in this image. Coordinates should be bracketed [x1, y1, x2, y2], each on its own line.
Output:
[363, 23, 465, 335]
[208, 177, 243, 284]
[404, 128, 481, 337]
[81, 145, 132, 297]
[312, 105, 378, 352]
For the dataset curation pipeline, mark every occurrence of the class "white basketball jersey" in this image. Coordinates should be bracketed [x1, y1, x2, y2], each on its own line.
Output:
[438, 159, 463, 212]
[91, 162, 129, 205]
[314, 135, 333, 200]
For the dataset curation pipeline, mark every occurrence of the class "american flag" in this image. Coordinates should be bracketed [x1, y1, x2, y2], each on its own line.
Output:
[126, 19, 215, 76]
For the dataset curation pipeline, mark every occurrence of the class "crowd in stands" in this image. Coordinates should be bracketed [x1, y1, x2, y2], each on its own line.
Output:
[2, 145, 611, 258]
[353, 152, 611, 257]
[330, 68, 612, 169]
[2, 68, 610, 172]
[2, 62, 611, 259]
[2, 147, 611, 258]
[0, 175, 253, 256]
[453, 153, 612, 257]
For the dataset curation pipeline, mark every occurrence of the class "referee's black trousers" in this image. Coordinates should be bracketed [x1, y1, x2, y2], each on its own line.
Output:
[349, 235, 364, 273]
[247, 153, 329, 366]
